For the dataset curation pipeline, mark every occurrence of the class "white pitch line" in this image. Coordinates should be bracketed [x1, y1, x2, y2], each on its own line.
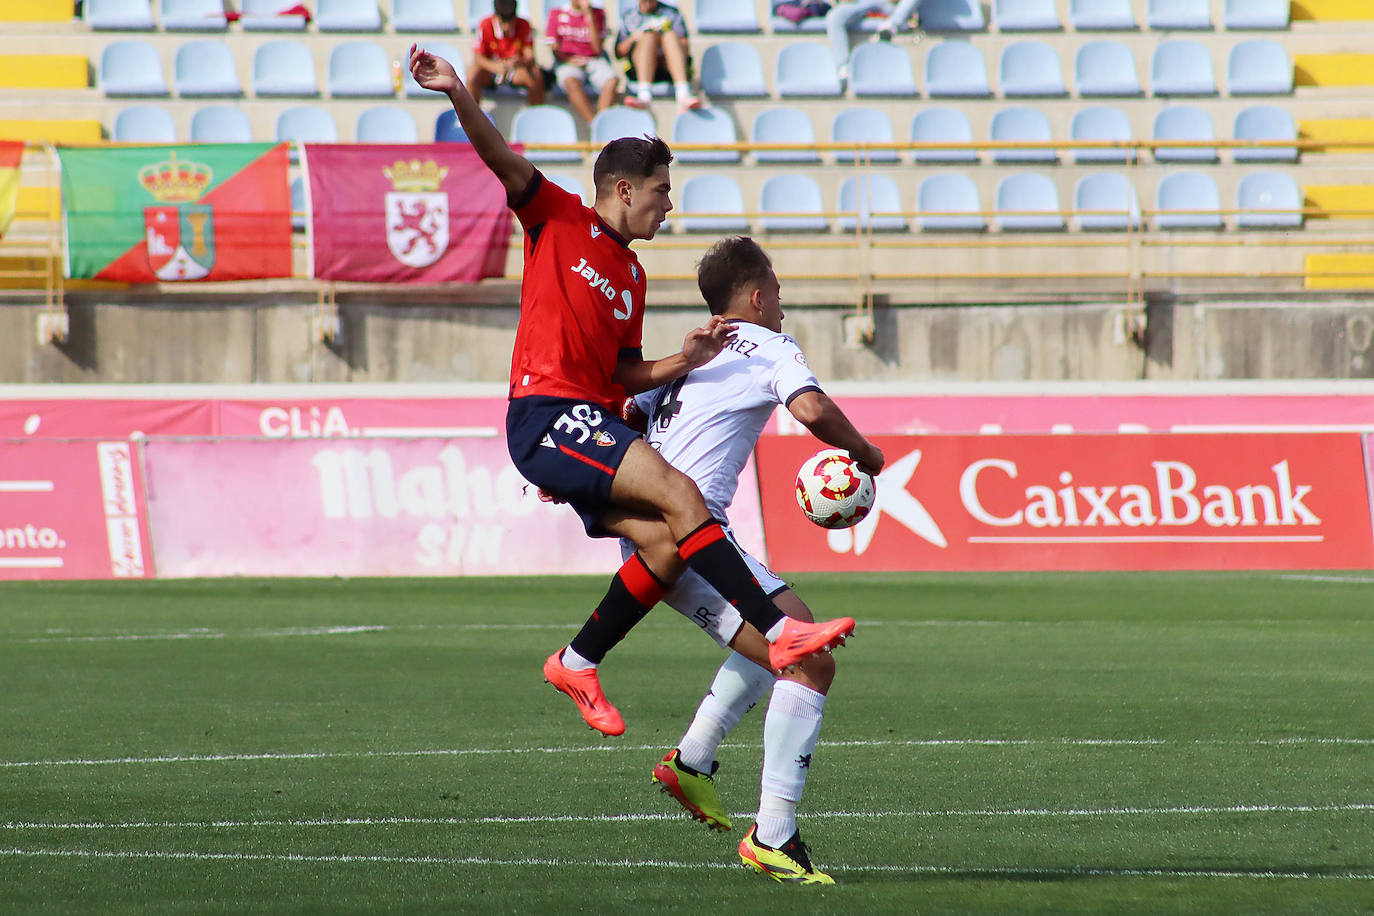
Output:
[24, 625, 388, 644]
[1278, 574, 1374, 584]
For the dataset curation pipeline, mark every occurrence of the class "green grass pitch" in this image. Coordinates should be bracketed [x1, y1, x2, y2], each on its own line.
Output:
[1, 572, 1371, 914]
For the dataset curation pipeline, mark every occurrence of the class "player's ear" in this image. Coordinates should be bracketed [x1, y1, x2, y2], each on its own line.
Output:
[617, 177, 633, 206]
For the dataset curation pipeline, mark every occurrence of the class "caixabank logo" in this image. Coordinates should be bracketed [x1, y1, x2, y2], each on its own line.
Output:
[756, 433, 1374, 572]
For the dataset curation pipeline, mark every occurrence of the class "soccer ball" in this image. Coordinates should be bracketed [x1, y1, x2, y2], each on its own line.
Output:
[794, 449, 876, 529]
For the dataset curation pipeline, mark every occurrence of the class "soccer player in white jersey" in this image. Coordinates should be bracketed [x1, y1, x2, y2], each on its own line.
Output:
[620, 236, 884, 884]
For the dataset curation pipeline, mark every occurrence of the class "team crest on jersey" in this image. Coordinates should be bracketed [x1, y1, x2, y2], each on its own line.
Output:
[593, 431, 617, 447]
[590, 222, 601, 239]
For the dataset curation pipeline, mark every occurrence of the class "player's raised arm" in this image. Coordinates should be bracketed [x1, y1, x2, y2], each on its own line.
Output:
[612, 314, 734, 394]
[787, 390, 885, 476]
[408, 43, 534, 197]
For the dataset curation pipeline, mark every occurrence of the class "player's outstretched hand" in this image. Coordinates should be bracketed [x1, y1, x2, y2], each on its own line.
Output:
[854, 443, 885, 477]
[682, 315, 735, 368]
[409, 43, 460, 94]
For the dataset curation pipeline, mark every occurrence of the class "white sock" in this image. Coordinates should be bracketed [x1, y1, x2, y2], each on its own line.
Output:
[755, 680, 826, 847]
[674, 81, 692, 100]
[677, 652, 774, 773]
[764, 618, 786, 642]
[630, 81, 651, 101]
[560, 645, 596, 671]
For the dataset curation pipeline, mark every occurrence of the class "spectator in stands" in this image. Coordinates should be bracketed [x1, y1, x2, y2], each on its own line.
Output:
[467, 0, 546, 109]
[615, 0, 700, 112]
[775, 1, 832, 27]
[547, 0, 620, 125]
[826, 0, 921, 82]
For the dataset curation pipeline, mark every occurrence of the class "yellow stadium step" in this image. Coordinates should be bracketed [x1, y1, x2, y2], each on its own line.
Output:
[1306, 254, 1374, 290]
[1294, 54, 1374, 88]
[0, 0, 71, 21]
[1299, 118, 1374, 153]
[1303, 185, 1374, 219]
[0, 55, 89, 90]
[0, 120, 103, 144]
[1292, 0, 1374, 21]
[14, 185, 59, 222]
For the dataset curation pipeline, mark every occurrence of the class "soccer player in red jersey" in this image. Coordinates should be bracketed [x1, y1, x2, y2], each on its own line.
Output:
[409, 45, 855, 737]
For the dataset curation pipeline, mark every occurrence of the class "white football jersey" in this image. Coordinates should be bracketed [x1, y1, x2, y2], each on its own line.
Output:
[635, 320, 820, 520]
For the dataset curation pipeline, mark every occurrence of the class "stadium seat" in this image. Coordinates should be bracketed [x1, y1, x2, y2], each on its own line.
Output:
[86, 0, 153, 29]
[317, 0, 383, 31]
[916, 173, 984, 232]
[1070, 105, 1135, 163]
[751, 107, 820, 163]
[404, 41, 463, 96]
[328, 41, 393, 97]
[100, 40, 168, 96]
[838, 175, 907, 232]
[161, 0, 228, 30]
[253, 40, 319, 97]
[1070, 0, 1136, 30]
[769, 0, 828, 33]
[695, 0, 761, 32]
[776, 42, 843, 97]
[678, 174, 748, 232]
[759, 174, 828, 232]
[1155, 171, 1223, 229]
[925, 41, 991, 97]
[173, 40, 241, 96]
[672, 108, 740, 163]
[1233, 106, 1298, 163]
[1227, 40, 1293, 96]
[1224, 0, 1290, 30]
[995, 173, 1065, 231]
[434, 109, 470, 142]
[919, 0, 986, 31]
[275, 105, 338, 143]
[831, 107, 899, 163]
[545, 172, 590, 204]
[241, 0, 309, 30]
[1152, 105, 1217, 162]
[190, 104, 252, 142]
[356, 106, 419, 142]
[1236, 171, 1303, 228]
[999, 40, 1067, 97]
[995, 0, 1061, 31]
[1075, 40, 1142, 96]
[911, 107, 978, 163]
[393, 0, 459, 31]
[1074, 173, 1140, 230]
[1151, 40, 1216, 96]
[848, 42, 917, 97]
[1147, 0, 1210, 30]
[113, 104, 176, 142]
[699, 43, 768, 97]
[591, 107, 656, 145]
[990, 106, 1056, 163]
[511, 105, 579, 162]
[291, 175, 306, 231]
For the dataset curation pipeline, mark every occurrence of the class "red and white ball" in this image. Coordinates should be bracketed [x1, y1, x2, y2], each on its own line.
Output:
[794, 449, 876, 529]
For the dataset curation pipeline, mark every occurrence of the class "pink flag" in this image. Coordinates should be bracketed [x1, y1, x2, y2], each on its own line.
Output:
[304, 143, 514, 284]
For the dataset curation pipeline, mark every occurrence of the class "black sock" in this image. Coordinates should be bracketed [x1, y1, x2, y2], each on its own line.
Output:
[568, 553, 667, 664]
[676, 520, 784, 637]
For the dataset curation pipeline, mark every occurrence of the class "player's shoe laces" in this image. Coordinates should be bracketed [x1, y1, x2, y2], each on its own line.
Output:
[767, 616, 855, 673]
[651, 749, 732, 832]
[542, 650, 625, 737]
[738, 825, 835, 885]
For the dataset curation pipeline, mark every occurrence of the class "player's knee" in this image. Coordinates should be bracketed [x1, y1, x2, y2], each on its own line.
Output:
[660, 466, 707, 515]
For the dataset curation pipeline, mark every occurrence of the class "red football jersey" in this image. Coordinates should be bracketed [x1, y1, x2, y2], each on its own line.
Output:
[509, 172, 648, 409]
[478, 15, 534, 61]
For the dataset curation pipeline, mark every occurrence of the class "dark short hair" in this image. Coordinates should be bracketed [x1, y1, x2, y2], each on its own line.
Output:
[494, 0, 517, 18]
[697, 236, 773, 316]
[592, 136, 674, 200]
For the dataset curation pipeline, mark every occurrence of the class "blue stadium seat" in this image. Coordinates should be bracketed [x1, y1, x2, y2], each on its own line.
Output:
[253, 40, 319, 97]
[831, 107, 898, 163]
[925, 41, 991, 97]
[190, 104, 252, 142]
[404, 41, 463, 96]
[241, 0, 308, 30]
[1155, 171, 1223, 229]
[1000, 40, 1067, 96]
[751, 107, 819, 163]
[86, 0, 153, 29]
[1152, 40, 1216, 96]
[1070, 0, 1136, 30]
[545, 172, 590, 205]
[328, 41, 393, 97]
[673, 108, 740, 163]
[678, 175, 748, 233]
[1071, 106, 1135, 163]
[990, 106, 1056, 163]
[769, 0, 828, 33]
[699, 43, 768, 97]
[996, 173, 1065, 231]
[591, 107, 656, 145]
[1227, 40, 1293, 96]
[1147, 0, 1211, 30]
[695, 0, 762, 32]
[512, 105, 580, 162]
[100, 40, 167, 96]
[920, 0, 987, 31]
[161, 0, 228, 30]
[276, 105, 338, 143]
[916, 173, 984, 232]
[839, 175, 907, 232]
[113, 104, 176, 142]
[1152, 105, 1217, 162]
[1236, 171, 1303, 228]
[848, 42, 917, 97]
[996, 0, 1061, 31]
[776, 42, 843, 97]
[173, 40, 241, 96]
[317, 0, 383, 31]
[1075, 40, 1142, 96]
[1233, 106, 1298, 163]
[434, 109, 470, 142]
[356, 106, 419, 142]
[1074, 173, 1140, 230]
[291, 175, 306, 231]
[392, 0, 458, 31]
[759, 174, 828, 232]
[1225, 0, 1290, 29]
[911, 107, 978, 163]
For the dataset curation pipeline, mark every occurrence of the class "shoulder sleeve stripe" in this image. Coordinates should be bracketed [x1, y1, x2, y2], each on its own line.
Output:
[509, 168, 544, 212]
[783, 385, 824, 408]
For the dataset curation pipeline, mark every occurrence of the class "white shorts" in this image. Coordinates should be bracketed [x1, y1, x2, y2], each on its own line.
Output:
[554, 56, 618, 93]
[619, 526, 787, 649]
